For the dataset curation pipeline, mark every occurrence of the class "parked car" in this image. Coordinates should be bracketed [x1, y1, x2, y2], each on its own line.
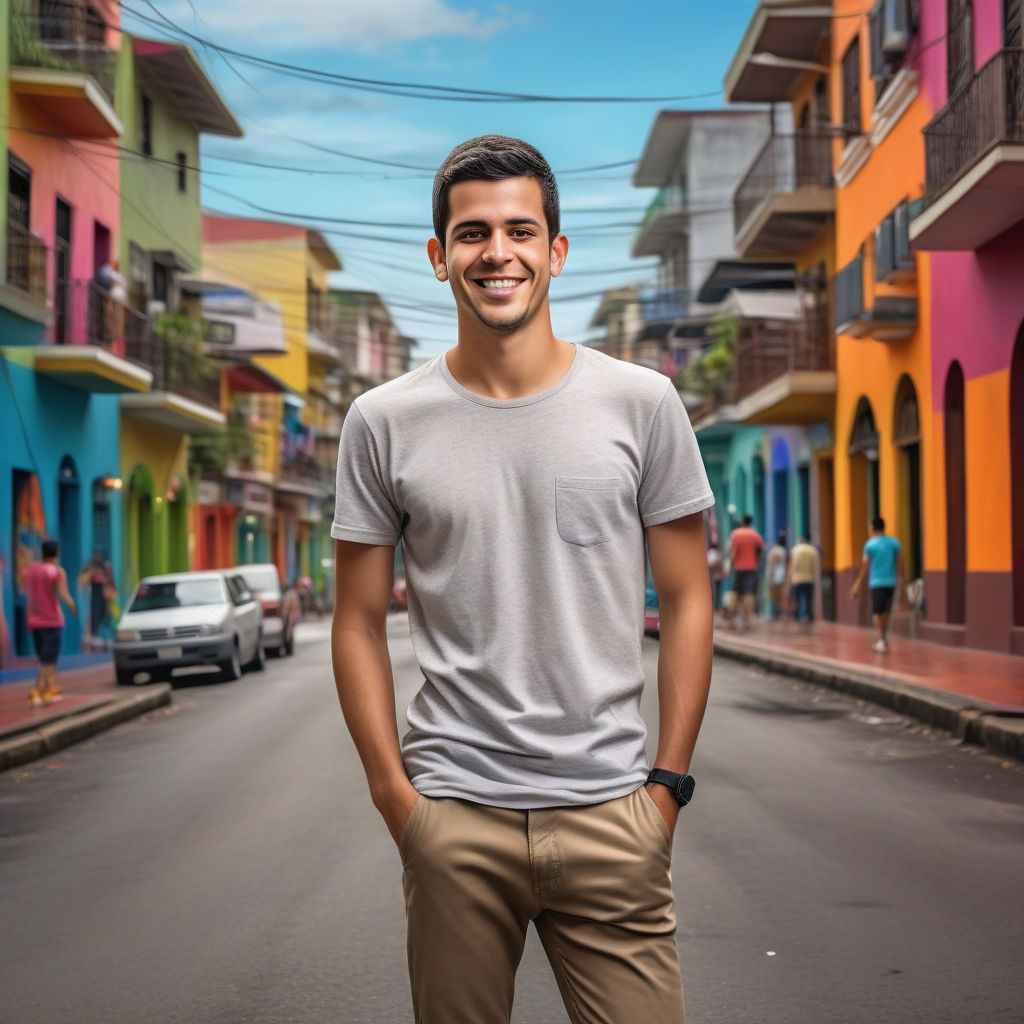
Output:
[234, 563, 299, 656]
[114, 571, 264, 684]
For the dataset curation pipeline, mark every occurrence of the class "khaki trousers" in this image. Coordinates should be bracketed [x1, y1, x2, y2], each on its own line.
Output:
[400, 787, 686, 1024]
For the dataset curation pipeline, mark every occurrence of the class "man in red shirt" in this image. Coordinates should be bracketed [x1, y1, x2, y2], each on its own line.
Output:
[20, 539, 77, 707]
[728, 515, 764, 633]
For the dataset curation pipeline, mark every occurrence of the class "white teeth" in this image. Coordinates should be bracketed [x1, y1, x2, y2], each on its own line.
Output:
[481, 279, 520, 289]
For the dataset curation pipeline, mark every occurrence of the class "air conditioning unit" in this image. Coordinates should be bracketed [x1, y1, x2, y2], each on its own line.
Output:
[883, 0, 910, 54]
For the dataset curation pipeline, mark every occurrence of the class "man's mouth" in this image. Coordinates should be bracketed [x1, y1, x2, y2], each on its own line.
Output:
[474, 277, 524, 296]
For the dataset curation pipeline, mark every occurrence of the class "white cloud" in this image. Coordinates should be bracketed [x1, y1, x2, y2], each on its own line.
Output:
[155, 0, 516, 52]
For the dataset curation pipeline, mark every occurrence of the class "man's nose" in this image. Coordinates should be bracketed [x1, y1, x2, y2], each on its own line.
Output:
[482, 233, 512, 263]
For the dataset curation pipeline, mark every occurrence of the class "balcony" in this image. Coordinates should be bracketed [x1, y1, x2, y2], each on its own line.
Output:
[121, 323, 225, 435]
[835, 253, 917, 340]
[277, 451, 325, 498]
[731, 306, 835, 424]
[34, 280, 152, 392]
[912, 48, 1024, 250]
[724, 0, 831, 103]
[734, 133, 834, 258]
[9, 0, 123, 138]
[631, 186, 689, 258]
[2, 219, 51, 331]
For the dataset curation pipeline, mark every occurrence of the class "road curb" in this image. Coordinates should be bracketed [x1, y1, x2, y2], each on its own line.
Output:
[0, 685, 173, 772]
[713, 638, 1024, 763]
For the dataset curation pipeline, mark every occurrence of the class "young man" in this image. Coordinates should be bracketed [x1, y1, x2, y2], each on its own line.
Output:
[331, 136, 714, 1023]
[787, 536, 820, 631]
[728, 514, 763, 633]
[850, 517, 903, 653]
[20, 539, 77, 706]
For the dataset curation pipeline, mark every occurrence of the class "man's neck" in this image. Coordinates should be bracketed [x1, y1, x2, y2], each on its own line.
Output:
[446, 319, 575, 401]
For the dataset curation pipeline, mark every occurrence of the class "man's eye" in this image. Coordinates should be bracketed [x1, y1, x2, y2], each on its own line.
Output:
[461, 231, 484, 240]
[511, 230, 533, 239]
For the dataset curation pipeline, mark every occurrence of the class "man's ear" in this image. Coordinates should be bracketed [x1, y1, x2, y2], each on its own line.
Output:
[427, 237, 448, 282]
[549, 234, 568, 278]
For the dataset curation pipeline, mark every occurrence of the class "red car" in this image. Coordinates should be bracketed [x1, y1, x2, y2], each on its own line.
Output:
[234, 564, 299, 656]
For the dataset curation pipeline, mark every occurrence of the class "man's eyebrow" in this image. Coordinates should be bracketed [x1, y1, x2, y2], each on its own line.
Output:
[450, 217, 544, 232]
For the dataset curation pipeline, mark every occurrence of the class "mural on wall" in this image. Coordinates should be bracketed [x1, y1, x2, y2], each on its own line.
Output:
[12, 471, 47, 656]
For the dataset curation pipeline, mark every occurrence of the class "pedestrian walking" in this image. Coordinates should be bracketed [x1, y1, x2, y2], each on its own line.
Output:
[765, 530, 788, 621]
[20, 538, 77, 706]
[787, 535, 820, 631]
[78, 549, 113, 648]
[331, 135, 715, 1024]
[728, 514, 764, 633]
[707, 540, 726, 612]
[850, 517, 903, 653]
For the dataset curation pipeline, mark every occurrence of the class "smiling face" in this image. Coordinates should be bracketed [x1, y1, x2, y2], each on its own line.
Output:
[428, 176, 567, 335]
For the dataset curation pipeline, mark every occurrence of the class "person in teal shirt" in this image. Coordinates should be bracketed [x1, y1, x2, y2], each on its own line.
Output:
[851, 517, 903, 653]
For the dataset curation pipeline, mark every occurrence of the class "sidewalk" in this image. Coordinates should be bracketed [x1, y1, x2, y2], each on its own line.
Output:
[713, 618, 1024, 761]
[0, 657, 171, 771]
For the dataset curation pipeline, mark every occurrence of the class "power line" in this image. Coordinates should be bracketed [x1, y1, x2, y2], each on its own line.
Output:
[123, 1, 724, 105]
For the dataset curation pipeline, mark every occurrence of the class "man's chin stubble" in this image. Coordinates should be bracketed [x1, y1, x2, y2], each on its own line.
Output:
[471, 303, 533, 334]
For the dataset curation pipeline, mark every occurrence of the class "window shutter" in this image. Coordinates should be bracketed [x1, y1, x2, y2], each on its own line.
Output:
[1005, 0, 1022, 47]
[947, 0, 975, 97]
[870, 2, 886, 78]
[843, 36, 862, 135]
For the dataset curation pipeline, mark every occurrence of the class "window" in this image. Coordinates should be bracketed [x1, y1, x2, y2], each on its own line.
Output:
[176, 152, 187, 193]
[947, 0, 975, 97]
[1004, 0, 1021, 46]
[8, 154, 31, 228]
[140, 93, 153, 157]
[841, 36, 862, 136]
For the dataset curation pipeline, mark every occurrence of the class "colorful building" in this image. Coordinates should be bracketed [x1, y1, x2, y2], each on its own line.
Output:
[2, 0, 144, 662]
[113, 35, 240, 591]
[721, 0, 839, 614]
[198, 215, 342, 588]
[906, 0, 1024, 654]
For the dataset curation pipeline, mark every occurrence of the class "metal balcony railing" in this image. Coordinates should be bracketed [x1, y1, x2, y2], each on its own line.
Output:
[10, 0, 116, 104]
[125, 326, 222, 409]
[734, 307, 834, 402]
[46, 279, 148, 355]
[6, 220, 48, 302]
[278, 451, 323, 489]
[734, 133, 833, 237]
[923, 48, 1024, 206]
[639, 287, 691, 323]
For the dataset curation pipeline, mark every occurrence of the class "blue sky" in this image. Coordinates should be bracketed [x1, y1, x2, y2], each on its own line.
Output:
[122, 0, 761, 360]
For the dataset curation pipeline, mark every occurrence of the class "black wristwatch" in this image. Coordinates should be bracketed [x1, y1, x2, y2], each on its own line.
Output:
[646, 769, 695, 806]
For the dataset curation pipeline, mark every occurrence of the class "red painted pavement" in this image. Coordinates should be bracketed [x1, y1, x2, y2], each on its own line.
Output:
[716, 619, 1024, 710]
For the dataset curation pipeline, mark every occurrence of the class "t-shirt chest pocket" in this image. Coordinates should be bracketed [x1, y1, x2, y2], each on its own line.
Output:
[554, 477, 629, 547]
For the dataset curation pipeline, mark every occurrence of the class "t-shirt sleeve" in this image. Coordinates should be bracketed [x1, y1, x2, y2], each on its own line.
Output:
[330, 403, 402, 546]
[637, 383, 715, 528]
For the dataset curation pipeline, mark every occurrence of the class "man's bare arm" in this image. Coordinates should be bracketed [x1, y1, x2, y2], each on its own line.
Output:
[645, 512, 713, 835]
[850, 554, 870, 598]
[331, 539, 417, 847]
[57, 569, 77, 617]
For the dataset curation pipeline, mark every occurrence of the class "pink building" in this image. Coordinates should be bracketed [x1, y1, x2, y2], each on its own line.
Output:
[909, 0, 1024, 651]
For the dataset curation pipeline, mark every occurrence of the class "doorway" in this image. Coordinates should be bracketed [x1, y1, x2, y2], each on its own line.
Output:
[944, 363, 966, 624]
[894, 375, 923, 583]
[57, 456, 81, 653]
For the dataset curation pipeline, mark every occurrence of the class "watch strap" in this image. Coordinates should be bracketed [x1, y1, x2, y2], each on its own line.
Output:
[646, 768, 695, 806]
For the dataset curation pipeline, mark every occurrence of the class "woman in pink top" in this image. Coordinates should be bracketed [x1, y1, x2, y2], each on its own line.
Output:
[19, 539, 77, 707]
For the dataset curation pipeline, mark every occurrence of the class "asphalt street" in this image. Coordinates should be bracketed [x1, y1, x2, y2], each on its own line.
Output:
[1, 615, 1022, 1024]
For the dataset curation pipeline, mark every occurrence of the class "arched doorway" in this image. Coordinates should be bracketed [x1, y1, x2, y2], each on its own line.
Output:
[771, 437, 791, 544]
[1012, 325, 1024, 627]
[893, 375, 923, 583]
[752, 454, 766, 536]
[11, 470, 45, 656]
[732, 465, 748, 528]
[125, 465, 157, 590]
[166, 475, 189, 573]
[944, 363, 966, 625]
[848, 398, 880, 624]
[57, 456, 82, 653]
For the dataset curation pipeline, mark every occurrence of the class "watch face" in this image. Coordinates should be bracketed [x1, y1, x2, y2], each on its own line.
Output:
[676, 775, 695, 804]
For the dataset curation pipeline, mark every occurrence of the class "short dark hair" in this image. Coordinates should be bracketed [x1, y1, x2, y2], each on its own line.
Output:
[741, 514, 753, 527]
[777, 531, 787, 545]
[42, 538, 59, 559]
[432, 135, 560, 245]
[872, 517, 885, 532]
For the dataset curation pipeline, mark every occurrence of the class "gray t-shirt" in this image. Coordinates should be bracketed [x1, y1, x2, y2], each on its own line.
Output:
[332, 343, 713, 808]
